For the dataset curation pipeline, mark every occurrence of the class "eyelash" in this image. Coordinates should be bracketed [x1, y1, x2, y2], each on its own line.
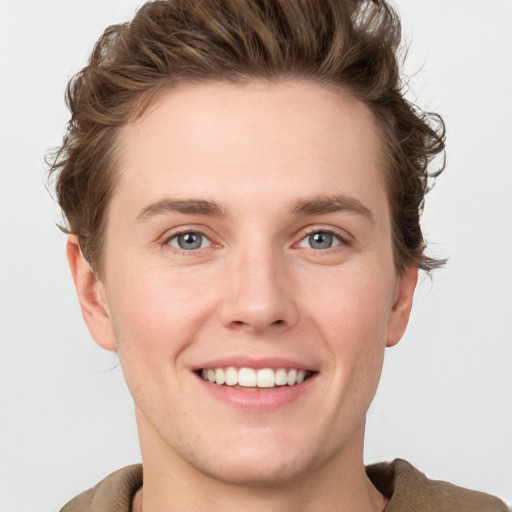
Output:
[296, 227, 350, 251]
[163, 230, 213, 253]
[161, 226, 351, 255]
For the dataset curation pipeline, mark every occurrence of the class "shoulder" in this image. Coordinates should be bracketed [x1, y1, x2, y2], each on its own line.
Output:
[59, 465, 143, 512]
[366, 458, 509, 512]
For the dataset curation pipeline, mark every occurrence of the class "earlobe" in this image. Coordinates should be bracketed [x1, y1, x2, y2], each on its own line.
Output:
[66, 236, 117, 351]
[386, 266, 418, 348]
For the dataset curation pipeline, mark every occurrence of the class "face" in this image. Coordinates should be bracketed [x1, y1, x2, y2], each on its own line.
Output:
[69, 81, 417, 486]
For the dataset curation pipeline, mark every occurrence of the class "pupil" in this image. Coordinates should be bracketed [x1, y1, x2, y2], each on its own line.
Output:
[178, 232, 202, 250]
[309, 232, 332, 249]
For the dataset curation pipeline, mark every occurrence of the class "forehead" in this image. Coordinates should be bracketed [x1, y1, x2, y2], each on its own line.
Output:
[114, 80, 388, 220]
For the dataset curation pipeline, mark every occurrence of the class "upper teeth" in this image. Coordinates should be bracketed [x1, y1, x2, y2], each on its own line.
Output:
[200, 367, 311, 388]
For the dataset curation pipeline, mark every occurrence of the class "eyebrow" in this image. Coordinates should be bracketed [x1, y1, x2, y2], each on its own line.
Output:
[291, 194, 374, 222]
[136, 199, 226, 222]
[136, 194, 373, 223]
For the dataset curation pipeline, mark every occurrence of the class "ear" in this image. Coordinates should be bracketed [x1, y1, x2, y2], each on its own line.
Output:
[66, 236, 117, 351]
[386, 266, 418, 348]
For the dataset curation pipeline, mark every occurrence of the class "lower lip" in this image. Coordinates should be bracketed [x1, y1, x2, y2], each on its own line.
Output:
[195, 373, 317, 411]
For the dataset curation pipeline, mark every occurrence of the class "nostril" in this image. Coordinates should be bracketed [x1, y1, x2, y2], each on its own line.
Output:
[228, 318, 285, 330]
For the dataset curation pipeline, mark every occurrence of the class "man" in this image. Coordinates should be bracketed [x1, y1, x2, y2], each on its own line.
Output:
[48, 1, 508, 510]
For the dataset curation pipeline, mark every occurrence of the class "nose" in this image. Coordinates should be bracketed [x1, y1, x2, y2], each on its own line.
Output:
[218, 247, 299, 334]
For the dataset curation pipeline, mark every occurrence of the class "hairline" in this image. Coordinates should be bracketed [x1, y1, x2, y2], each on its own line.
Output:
[88, 77, 404, 277]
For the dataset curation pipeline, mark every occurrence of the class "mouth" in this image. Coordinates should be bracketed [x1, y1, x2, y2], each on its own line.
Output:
[197, 367, 315, 389]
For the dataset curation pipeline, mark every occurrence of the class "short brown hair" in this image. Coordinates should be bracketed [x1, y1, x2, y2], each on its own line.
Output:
[48, 0, 446, 276]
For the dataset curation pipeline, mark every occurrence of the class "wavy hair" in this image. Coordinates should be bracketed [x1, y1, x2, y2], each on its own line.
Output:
[48, 0, 446, 276]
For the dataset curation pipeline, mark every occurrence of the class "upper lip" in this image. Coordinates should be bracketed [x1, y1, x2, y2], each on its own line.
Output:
[192, 357, 317, 372]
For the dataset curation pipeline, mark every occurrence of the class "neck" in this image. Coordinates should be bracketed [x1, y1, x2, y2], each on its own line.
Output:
[135, 476, 386, 512]
[135, 416, 387, 512]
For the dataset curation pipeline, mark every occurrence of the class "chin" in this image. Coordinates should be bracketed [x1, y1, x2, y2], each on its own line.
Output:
[168, 425, 337, 488]
[189, 449, 317, 488]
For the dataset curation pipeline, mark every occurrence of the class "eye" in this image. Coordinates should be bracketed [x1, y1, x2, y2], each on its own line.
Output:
[297, 231, 342, 250]
[167, 232, 211, 250]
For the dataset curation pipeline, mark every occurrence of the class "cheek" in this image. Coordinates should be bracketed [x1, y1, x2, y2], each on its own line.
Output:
[105, 269, 217, 420]
[106, 263, 219, 359]
[301, 263, 394, 395]
[304, 264, 394, 345]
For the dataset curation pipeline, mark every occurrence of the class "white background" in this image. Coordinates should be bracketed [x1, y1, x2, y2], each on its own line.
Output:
[1, 1, 511, 510]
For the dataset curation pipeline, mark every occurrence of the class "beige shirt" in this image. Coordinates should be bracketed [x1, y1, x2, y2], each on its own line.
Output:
[60, 459, 509, 512]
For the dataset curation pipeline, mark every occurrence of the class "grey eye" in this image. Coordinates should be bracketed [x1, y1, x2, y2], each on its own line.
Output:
[309, 232, 333, 249]
[169, 232, 208, 250]
[298, 231, 341, 250]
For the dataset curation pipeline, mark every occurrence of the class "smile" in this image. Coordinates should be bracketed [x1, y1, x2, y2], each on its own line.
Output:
[199, 367, 314, 388]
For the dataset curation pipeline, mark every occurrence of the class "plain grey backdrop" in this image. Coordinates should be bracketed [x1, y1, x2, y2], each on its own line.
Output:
[1, 1, 511, 510]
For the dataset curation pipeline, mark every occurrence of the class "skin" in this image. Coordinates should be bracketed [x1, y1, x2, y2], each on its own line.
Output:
[68, 81, 417, 512]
